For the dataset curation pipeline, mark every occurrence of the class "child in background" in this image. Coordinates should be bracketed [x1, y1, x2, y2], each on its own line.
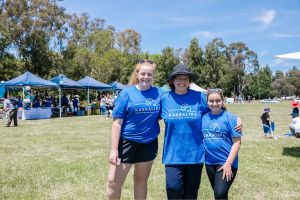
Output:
[261, 107, 275, 138]
[202, 88, 242, 200]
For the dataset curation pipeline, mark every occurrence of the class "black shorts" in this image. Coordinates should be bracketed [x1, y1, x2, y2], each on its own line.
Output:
[118, 137, 158, 164]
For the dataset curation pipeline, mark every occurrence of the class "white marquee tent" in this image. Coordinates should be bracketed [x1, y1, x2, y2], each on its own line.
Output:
[274, 52, 300, 60]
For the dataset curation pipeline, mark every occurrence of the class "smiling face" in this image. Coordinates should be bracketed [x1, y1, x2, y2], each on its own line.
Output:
[207, 92, 224, 114]
[137, 64, 154, 90]
[173, 75, 190, 94]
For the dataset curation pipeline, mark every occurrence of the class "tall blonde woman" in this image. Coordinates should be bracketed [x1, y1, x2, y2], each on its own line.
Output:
[106, 60, 163, 200]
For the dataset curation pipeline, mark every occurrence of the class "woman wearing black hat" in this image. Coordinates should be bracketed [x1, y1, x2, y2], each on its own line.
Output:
[160, 63, 208, 199]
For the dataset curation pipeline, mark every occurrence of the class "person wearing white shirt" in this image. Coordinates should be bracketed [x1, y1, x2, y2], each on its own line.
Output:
[289, 115, 300, 137]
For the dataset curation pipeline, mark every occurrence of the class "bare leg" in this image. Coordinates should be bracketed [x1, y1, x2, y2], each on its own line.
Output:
[133, 160, 154, 200]
[107, 163, 132, 200]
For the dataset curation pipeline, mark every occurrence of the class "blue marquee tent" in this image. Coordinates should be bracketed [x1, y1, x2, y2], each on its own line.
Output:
[4, 71, 58, 88]
[110, 81, 128, 91]
[50, 74, 84, 118]
[77, 76, 112, 103]
[3, 71, 58, 100]
[77, 76, 112, 90]
[49, 74, 83, 89]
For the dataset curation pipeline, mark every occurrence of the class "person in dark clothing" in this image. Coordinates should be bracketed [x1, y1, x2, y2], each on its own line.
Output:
[4, 96, 18, 127]
[72, 95, 79, 115]
[261, 107, 274, 138]
[290, 101, 299, 119]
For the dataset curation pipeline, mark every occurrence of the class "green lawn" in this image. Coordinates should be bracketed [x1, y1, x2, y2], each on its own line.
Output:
[0, 101, 299, 200]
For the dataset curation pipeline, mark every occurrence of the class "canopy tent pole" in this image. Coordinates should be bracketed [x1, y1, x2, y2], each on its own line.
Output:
[87, 88, 90, 104]
[22, 86, 25, 107]
[87, 87, 90, 115]
[59, 88, 62, 118]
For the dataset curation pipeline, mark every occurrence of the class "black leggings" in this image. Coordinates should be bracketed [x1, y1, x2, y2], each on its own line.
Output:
[165, 164, 203, 199]
[205, 164, 237, 200]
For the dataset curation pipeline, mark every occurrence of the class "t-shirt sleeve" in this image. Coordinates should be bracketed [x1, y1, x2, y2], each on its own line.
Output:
[200, 92, 210, 113]
[112, 91, 129, 119]
[227, 112, 242, 138]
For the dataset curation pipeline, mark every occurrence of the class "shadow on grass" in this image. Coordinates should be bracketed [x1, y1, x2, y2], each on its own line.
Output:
[282, 147, 300, 158]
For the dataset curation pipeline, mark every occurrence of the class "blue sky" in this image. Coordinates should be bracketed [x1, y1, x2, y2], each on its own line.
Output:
[59, 0, 300, 73]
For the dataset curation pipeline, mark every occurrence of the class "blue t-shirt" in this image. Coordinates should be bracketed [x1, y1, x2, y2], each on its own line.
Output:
[202, 110, 241, 169]
[161, 90, 209, 165]
[112, 85, 163, 143]
[72, 98, 79, 107]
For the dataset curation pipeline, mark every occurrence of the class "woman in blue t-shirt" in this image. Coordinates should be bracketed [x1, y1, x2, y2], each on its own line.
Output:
[202, 89, 242, 200]
[160, 63, 209, 199]
[106, 60, 163, 200]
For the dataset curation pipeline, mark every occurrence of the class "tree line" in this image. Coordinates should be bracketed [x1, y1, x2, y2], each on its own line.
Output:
[0, 0, 299, 98]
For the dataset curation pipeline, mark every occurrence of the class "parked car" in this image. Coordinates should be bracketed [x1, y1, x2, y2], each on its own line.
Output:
[295, 98, 300, 103]
[280, 96, 295, 100]
[260, 99, 279, 103]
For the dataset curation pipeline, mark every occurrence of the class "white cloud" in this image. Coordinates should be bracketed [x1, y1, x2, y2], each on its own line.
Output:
[253, 10, 276, 25]
[271, 33, 300, 38]
[191, 31, 213, 38]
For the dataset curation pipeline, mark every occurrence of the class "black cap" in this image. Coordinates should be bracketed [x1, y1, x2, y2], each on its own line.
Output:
[167, 63, 198, 81]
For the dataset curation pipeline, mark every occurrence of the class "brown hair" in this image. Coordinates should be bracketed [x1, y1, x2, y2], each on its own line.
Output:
[207, 88, 227, 110]
[128, 60, 156, 86]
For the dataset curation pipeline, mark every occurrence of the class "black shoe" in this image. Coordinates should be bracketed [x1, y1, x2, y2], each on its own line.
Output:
[14, 125, 18, 127]
[5, 125, 10, 127]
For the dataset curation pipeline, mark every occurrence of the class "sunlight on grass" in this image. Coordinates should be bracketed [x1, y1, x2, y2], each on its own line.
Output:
[0, 101, 299, 199]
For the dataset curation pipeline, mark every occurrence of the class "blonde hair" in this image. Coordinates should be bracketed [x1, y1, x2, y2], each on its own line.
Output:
[128, 61, 156, 86]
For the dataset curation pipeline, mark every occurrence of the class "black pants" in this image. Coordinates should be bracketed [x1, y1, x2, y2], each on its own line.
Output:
[205, 165, 237, 200]
[7, 109, 18, 127]
[165, 164, 203, 200]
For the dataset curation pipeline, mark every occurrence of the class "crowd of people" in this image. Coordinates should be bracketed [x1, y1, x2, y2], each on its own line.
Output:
[0, 91, 119, 119]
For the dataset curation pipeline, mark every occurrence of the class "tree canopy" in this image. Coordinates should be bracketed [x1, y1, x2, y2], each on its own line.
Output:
[0, 0, 299, 98]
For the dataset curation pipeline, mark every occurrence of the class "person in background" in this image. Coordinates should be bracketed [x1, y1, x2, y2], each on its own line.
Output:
[289, 113, 300, 137]
[100, 95, 107, 115]
[72, 95, 79, 115]
[61, 95, 69, 108]
[106, 60, 163, 200]
[290, 101, 299, 119]
[261, 107, 274, 138]
[202, 88, 242, 200]
[16, 96, 23, 108]
[4, 96, 18, 127]
[44, 94, 52, 108]
[106, 94, 114, 118]
[32, 95, 41, 108]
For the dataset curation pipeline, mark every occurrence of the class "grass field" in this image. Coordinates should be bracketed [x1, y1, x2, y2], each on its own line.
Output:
[0, 101, 300, 200]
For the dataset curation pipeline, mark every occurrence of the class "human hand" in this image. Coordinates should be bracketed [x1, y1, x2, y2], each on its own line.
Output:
[235, 117, 243, 132]
[108, 149, 120, 165]
[218, 164, 233, 181]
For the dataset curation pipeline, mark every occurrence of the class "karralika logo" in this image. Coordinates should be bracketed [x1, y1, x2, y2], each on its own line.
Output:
[203, 123, 227, 139]
[146, 98, 158, 106]
[168, 103, 196, 119]
[210, 123, 220, 132]
[180, 104, 192, 112]
[134, 98, 160, 113]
